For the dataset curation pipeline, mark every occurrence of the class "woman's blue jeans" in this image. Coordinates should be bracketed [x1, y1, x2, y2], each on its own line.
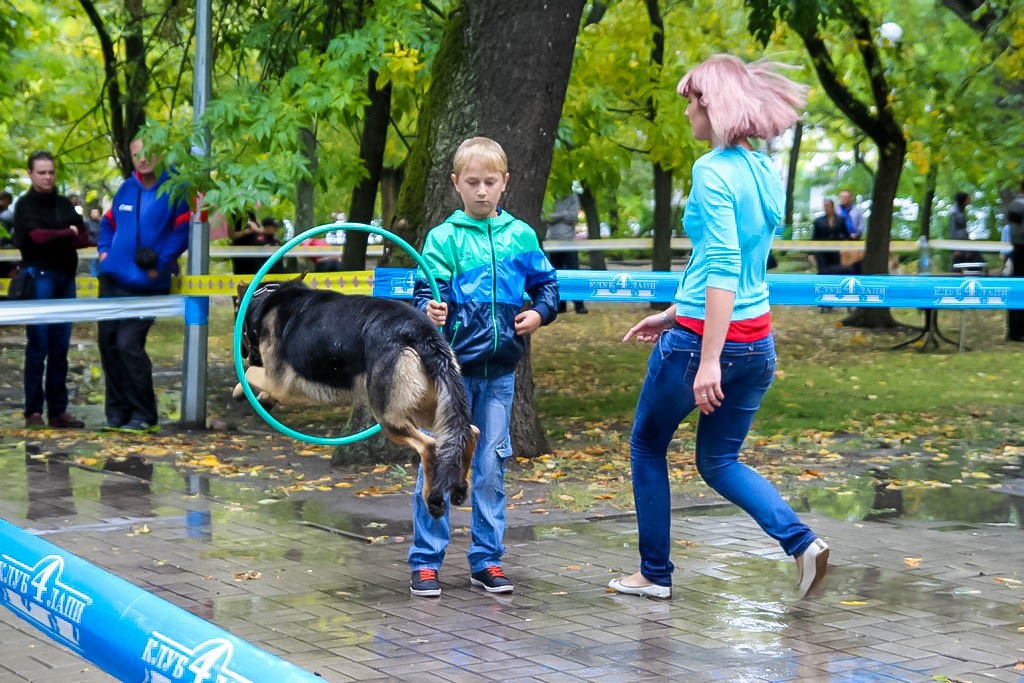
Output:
[409, 372, 514, 574]
[630, 328, 816, 587]
[23, 268, 75, 417]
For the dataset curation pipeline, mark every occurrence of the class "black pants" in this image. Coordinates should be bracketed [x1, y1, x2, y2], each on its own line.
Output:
[1009, 245, 1024, 341]
[548, 250, 586, 313]
[97, 276, 159, 426]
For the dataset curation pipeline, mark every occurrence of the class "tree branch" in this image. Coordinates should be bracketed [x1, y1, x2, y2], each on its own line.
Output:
[78, 0, 130, 175]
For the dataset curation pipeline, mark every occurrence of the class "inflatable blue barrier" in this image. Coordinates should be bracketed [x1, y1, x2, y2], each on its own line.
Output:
[372, 268, 1024, 310]
[0, 518, 320, 683]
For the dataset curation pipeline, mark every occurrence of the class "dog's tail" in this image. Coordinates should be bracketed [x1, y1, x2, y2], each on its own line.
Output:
[415, 334, 476, 504]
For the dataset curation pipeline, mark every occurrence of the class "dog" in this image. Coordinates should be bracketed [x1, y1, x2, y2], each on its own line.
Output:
[233, 279, 479, 518]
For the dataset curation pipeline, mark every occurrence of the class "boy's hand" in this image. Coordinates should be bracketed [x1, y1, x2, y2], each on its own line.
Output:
[425, 300, 447, 326]
[514, 309, 542, 336]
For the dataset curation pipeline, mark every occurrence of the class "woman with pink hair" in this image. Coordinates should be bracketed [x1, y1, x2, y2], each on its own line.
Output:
[609, 54, 829, 600]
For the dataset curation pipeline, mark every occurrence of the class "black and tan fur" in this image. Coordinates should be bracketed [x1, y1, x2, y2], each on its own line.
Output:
[234, 280, 478, 517]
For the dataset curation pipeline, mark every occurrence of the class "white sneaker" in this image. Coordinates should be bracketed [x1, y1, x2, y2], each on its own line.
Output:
[608, 575, 671, 599]
[795, 538, 830, 598]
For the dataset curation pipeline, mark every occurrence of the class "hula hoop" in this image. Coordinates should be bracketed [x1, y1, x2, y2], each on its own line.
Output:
[232, 222, 441, 445]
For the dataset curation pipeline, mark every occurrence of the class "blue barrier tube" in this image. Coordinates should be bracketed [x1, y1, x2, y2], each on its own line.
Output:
[372, 269, 1024, 310]
[0, 519, 320, 683]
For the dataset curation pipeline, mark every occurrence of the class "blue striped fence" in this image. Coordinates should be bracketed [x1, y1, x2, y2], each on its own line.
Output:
[0, 519, 320, 682]
[373, 269, 1024, 310]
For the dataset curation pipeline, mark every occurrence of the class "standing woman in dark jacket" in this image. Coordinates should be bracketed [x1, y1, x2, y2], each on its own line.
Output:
[13, 151, 90, 428]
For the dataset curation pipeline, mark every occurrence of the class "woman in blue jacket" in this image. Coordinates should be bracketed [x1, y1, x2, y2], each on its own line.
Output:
[609, 55, 829, 600]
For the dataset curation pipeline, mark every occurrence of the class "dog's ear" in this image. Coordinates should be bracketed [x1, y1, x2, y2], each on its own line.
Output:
[294, 272, 308, 284]
[236, 282, 248, 299]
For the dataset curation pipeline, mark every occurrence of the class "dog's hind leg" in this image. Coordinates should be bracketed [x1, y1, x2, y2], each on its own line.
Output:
[449, 425, 479, 507]
[381, 426, 445, 518]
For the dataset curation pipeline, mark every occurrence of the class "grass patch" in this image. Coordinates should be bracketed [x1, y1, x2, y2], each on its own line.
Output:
[533, 303, 1023, 436]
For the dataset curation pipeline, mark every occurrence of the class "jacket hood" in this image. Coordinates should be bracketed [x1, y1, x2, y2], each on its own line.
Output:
[741, 149, 784, 229]
[445, 209, 517, 230]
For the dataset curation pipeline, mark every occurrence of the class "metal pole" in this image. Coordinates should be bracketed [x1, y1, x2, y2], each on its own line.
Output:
[181, 0, 212, 428]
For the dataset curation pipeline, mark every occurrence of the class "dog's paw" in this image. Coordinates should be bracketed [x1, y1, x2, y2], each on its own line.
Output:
[426, 491, 446, 519]
[449, 481, 469, 507]
[256, 392, 278, 410]
[231, 383, 246, 401]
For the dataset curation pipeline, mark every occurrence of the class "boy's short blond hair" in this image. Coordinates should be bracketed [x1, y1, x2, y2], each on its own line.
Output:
[452, 137, 508, 177]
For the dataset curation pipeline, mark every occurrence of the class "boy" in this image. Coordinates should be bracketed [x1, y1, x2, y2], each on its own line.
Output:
[409, 136, 560, 596]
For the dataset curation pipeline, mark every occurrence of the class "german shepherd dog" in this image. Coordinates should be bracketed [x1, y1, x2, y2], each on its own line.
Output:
[234, 279, 479, 518]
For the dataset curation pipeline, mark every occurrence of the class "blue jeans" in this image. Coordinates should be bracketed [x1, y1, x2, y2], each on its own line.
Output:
[630, 328, 816, 587]
[23, 268, 76, 417]
[409, 372, 515, 574]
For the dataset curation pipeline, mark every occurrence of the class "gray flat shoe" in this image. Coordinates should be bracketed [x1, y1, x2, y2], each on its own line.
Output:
[608, 577, 671, 599]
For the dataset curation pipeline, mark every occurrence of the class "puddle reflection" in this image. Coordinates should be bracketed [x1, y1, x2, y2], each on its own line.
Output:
[100, 456, 154, 518]
[24, 447, 77, 521]
[792, 451, 1024, 527]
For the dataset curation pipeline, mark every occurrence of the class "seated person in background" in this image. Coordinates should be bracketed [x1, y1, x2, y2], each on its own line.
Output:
[811, 198, 847, 274]
[1000, 223, 1013, 276]
[545, 192, 587, 314]
[229, 212, 283, 275]
[836, 190, 864, 239]
[948, 191, 983, 272]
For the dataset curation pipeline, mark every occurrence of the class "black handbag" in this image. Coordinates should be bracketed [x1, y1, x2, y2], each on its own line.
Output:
[7, 267, 35, 300]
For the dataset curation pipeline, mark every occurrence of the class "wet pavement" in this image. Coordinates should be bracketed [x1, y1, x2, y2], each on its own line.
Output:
[1, 442, 1023, 682]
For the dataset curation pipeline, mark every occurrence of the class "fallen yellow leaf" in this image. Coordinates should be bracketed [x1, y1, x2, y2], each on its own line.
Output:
[904, 557, 922, 569]
[840, 600, 868, 606]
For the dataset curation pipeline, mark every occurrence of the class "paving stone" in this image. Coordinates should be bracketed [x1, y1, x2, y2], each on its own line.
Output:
[3, 459, 1024, 682]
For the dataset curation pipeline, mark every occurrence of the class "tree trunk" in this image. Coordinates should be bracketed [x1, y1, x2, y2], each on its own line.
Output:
[342, 71, 391, 271]
[651, 163, 673, 272]
[842, 144, 904, 328]
[386, 0, 584, 459]
[794, 1, 907, 328]
[295, 126, 317, 234]
[380, 167, 404, 233]
[919, 162, 938, 240]
[785, 121, 802, 230]
[123, 0, 147, 154]
[79, 0, 148, 176]
[645, 0, 672, 291]
[579, 183, 606, 270]
[509, 336, 548, 456]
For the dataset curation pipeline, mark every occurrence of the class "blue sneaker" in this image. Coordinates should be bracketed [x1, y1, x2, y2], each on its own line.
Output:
[410, 569, 441, 597]
[470, 566, 514, 594]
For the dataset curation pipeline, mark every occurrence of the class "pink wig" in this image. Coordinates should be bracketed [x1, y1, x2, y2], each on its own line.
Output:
[677, 54, 807, 147]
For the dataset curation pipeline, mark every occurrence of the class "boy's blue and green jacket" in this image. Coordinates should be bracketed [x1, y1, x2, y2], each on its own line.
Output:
[414, 209, 559, 379]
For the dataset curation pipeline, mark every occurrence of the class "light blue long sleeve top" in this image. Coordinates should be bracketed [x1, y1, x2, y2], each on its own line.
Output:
[675, 147, 783, 322]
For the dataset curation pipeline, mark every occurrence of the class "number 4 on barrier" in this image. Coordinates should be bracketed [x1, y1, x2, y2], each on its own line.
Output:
[0, 519, 320, 682]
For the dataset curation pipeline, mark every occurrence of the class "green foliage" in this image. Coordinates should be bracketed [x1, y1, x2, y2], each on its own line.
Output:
[550, 0, 770, 235]
[4, 0, 1024, 247]
[150, 0, 440, 225]
[746, 0, 1024, 241]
